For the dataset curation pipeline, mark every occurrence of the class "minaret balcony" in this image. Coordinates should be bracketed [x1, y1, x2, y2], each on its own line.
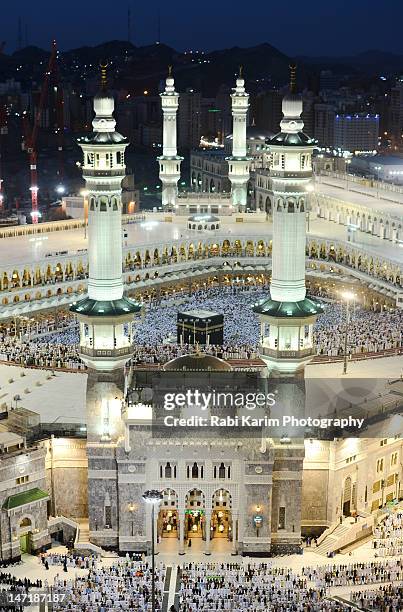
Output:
[270, 170, 312, 179]
[260, 346, 313, 359]
[80, 345, 134, 359]
[83, 168, 126, 178]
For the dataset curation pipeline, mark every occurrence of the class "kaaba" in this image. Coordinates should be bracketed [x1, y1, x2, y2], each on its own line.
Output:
[177, 309, 224, 345]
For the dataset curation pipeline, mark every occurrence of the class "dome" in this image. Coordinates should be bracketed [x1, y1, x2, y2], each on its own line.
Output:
[93, 90, 115, 117]
[163, 353, 232, 372]
[282, 92, 303, 119]
[92, 88, 117, 133]
[268, 131, 316, 147]
[225, 126, 273, 142]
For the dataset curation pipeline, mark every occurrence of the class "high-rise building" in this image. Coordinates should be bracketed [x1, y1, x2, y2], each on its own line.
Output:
[390, 78, 403, 149]
[314, 103, 335, 147]
[252, 90, 283, 134]
[334, 113, 379, 153]
[178, 89, 202, 150]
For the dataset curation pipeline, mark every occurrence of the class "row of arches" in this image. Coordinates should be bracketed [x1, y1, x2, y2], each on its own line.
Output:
[191, 172, 225, 194]
[0, 237, 401, 306]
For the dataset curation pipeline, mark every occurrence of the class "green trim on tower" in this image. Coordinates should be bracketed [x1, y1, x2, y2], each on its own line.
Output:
[3, 488, 49, 510]
[70, 296, 142, 317]
[253, 297, 323, 318]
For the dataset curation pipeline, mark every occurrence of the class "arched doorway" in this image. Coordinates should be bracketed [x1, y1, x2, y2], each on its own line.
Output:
[19, 517, 32, 554]
[211, 489, 232, 541]
[158, 488, 178, 539]
[185, 489, 205, 539]
[342, 476, 353, 517]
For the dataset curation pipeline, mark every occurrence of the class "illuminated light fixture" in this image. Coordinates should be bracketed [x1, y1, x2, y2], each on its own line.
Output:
[341, 291, 355, 301]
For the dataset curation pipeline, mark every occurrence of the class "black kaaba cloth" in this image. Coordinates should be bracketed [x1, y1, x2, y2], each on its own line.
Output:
[177, 309, 224, 345]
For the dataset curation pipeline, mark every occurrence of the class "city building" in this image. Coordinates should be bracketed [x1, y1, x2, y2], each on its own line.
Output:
[313, 103, 335, 148]
[351, 154, 403, 184]
[334, 113, 379, 154]
[390, 77, 403, 149]
[0, 432, 50, 561]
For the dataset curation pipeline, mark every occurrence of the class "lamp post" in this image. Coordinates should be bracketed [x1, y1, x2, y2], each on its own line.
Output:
[345, 158, 351, 190]
[142, 489, 163, 612]
[128, 502, 135, 536]
[341, 291, 355, 375]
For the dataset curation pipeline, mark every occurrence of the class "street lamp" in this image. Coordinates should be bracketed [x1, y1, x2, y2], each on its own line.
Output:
[142, 489, 163, 612]
[128, 502, 136, 536]
[345, 159, 351, 190]
[341, 291, 355, 375]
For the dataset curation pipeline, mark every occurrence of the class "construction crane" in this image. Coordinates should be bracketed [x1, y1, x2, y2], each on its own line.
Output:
[22, 39, 64, 223]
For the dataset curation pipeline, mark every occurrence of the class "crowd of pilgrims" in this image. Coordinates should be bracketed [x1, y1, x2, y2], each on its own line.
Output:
[0, 286, 401, 370]
[0, 556, 401, 611]
[301, 559, 403, 587]
[40, 551, 98, 571]
[373, 511, 403, 557]
[50, 559, 165, 611]
[351, 584, 403, 611]
[0, 572, 43, 612]
[178, 562, 351, 611]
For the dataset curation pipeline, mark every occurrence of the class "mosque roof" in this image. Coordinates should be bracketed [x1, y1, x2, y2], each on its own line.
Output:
[188, 214, 220, 223]
[268, 131, 317, 147]
[163, 352, 232, 372]
[226, 126, 273, 142]
[253, 297, 324, 318]
[77, 131, 128, 145]
[70, 296, 141, 317]
[3, 487, 49, 511]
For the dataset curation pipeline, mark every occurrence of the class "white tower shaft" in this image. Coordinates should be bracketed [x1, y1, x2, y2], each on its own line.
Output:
[271, 206, 306, 302]
[227, 75, 251, 212]
[158, 74, 183, 211]
[87, 184, 124, 302]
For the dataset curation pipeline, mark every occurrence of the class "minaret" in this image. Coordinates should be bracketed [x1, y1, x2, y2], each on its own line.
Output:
[227, 68, 251, 212]
[254, 68, 322, 557]
[254, 66, 323, 375]
[158, 67, 183, 211]
[70, 66, 141, 549]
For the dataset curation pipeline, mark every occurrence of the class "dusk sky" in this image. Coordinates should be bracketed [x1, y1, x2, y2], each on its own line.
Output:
[2, 0, 402, 56]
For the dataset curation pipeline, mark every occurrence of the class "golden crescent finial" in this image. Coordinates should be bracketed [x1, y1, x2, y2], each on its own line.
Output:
[168, 65, 172, 77]
[100, 62, 108, 88]
[289, 64, 297, 93]
[239, 65, 243, 78]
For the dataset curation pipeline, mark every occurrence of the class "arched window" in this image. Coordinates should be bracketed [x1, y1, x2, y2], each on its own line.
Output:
[288, 201, 295, 213]
[218, 462, 226, 479]
[191, 462, 199, 478]
[165, 462, 172, 478]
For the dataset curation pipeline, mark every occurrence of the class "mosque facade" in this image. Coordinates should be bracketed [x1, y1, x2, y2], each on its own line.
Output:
[0, 68, 401, 563]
